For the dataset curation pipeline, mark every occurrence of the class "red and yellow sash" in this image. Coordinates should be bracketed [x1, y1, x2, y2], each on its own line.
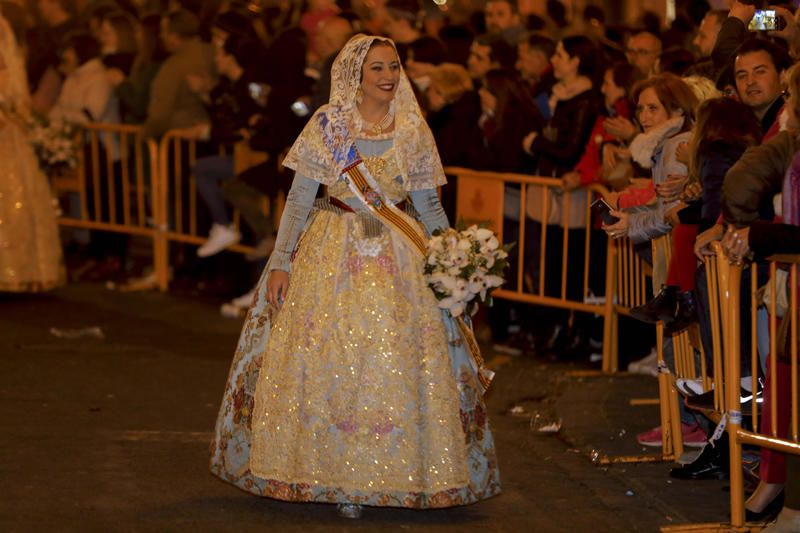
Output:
[341, 160, 494, 394]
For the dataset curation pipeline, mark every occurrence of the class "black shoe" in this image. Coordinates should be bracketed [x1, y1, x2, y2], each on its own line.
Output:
[746, 490, 784, 523]
[669, 439, 728, 480]
[630, 285, 679, 324]
[665, 290, 698, 335]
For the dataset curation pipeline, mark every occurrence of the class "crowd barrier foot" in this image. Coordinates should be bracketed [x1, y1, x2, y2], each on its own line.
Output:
[564, 370, 632, 378]
[629, 398, 660, 406]
[660, 523, 761, 533]
[594, 453, 675, 465]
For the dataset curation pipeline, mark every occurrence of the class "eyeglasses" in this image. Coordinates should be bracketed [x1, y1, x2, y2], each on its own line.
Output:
[626, 48, 657, 56]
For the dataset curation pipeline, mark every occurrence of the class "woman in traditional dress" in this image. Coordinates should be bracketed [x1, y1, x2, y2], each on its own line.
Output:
[210, 34, 500, 518]
[0, 14, 64, 292]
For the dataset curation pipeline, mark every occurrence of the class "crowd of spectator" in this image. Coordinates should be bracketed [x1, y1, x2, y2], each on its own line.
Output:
[7, 0, 800, 527]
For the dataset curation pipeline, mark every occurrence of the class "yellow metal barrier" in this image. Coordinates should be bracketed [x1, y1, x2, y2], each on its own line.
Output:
[445, 167, 615, 367]
[725, 253, 800, 532]
[54, 123, 164, 281]
[155, 131, 281, 290]
[664, 246, 799, 532]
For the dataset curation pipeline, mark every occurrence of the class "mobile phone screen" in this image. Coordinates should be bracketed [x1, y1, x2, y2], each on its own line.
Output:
[749, 10, 778, 31]
[590, 198, 620, 225]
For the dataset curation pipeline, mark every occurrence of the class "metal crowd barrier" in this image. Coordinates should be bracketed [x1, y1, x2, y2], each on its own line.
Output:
[53, 123, 164, 281]
[726, 252, 800, 531]
[665, 246, 799, 532]
[155, 131, 281, 290]
[444, 167, 616, 368]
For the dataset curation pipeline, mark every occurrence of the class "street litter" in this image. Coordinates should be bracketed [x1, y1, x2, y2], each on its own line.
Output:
[508, 405, 528, 417]
[50, 326, 105, 339]
[530, 413, 562, 433]
[625, 490, 635, 497]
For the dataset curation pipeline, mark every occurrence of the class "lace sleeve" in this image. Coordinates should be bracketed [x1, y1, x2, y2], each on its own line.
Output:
[266, 173, 320, 273]
[409, 188, 449, 236]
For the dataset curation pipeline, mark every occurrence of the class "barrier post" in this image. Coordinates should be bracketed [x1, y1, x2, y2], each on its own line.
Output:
[602, 236, 617, 372]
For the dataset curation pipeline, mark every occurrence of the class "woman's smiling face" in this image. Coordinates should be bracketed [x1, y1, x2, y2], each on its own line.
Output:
[360, 43, 401, 106]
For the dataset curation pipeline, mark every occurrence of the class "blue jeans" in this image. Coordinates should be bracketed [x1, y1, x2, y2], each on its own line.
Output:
[193, 155, 234, 226]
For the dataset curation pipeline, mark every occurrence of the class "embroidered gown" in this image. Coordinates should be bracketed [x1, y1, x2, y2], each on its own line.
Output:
[0, 15, 64, 291]
[209, 136, 501, 508]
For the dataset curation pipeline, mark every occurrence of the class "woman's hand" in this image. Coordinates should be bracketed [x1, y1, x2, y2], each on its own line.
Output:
[664, 202, 686, 227]
[680, 181, 702, 202]
[721, 225, 751, 265]
[267, 270, 289, 309]
[603, 209, 630, 239]
[106, 68, 125, 87]
[603, 117, 636, 141]
[522, 130, 538, 155]
[655, 174, 688, 203]
[694, 223, 724, 261]
[561, 171, 581, 191]
[675, 141, 689, 165]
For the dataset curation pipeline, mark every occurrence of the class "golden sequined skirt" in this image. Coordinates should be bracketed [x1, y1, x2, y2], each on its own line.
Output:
[210, 208, 501, 508]
[0, 123, 64, 292]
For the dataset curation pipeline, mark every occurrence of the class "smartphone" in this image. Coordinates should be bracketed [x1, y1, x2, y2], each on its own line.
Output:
[591, 198, 620, 225]
[291, 100, 310, 117]
[248, 82, 263, 100]
[748, 10, 786, 31]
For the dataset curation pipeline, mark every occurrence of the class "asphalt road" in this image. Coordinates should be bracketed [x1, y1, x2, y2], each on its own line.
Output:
[0, 284, 730, 532]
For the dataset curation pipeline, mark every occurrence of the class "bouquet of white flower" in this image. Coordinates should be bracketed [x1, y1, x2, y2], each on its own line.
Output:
[424, 224, 512, 317]
[27, 114, 79, 173]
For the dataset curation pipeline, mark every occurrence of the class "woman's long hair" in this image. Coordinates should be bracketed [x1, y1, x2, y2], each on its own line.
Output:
[134, 13, 168, 72]
[561, 34, 600, 86]
[688, 97, 762, 181]
[102, 10, 138, 54]
[483, 68, 541, 136]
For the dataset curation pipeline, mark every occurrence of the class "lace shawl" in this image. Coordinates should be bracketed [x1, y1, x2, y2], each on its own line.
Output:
[0, 14, 31, 119]
[282, 34, 446, 191]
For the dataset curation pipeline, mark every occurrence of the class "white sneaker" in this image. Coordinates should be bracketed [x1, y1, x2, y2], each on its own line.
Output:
[198, 224, 241, 257]
[231, 289, 256, 309]
[628, 347, 658, 376]
[677, 378, 708, 397]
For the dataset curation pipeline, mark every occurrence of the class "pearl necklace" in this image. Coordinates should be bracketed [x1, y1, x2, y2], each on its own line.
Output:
[360, 108, 394, 135]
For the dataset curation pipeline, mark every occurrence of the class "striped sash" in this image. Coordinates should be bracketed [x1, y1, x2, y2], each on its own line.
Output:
[340, 159, 494, 394]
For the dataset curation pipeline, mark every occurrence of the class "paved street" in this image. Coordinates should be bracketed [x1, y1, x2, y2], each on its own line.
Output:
[0, 284, 731, 532]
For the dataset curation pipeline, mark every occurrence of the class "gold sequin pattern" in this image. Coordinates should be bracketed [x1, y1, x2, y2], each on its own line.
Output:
[0, 108, 65, 291]
[249, 208, 470, 492]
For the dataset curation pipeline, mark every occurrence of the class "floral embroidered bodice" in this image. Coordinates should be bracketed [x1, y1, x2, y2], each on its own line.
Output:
[328, 137, 406, 205]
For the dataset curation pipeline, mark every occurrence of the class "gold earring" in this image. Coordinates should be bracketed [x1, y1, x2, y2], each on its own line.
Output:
[356, 87, 363, 104]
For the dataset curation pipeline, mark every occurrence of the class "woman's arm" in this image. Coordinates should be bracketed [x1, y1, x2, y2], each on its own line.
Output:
[409, 188, 449, 236]
[527, 97, 597, 165]
[266, 173, 320, 273]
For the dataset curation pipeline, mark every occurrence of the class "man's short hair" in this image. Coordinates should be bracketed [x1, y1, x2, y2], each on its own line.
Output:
[475, 32, 517, 70]
[222, 34, 259, 69]
[486, 0, 518, 13]
[522, 32, 555, 58]
[386, 0, 421, 22]
[735, 38, 793, 73]
[705, 9, 727, 27]
[165, 9, 200, 39]
[63, 31, 100, 64]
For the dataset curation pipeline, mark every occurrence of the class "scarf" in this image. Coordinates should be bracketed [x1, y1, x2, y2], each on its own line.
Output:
[628, 116, 686, 169]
